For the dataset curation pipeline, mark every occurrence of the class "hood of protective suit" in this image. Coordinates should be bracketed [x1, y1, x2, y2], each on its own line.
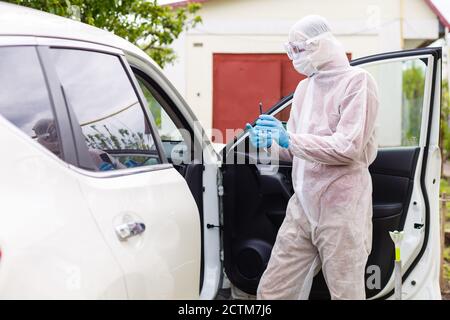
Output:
[288, 15, 350, 76]
[33, 118, 60, 156]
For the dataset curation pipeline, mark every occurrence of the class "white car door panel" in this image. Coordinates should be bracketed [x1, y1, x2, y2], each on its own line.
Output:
[221, 48, 442, 300]
[73, 167, 201, 299]
[45, 45, 202, 299]
[353, 49, 441, 299]
[130, 62, 223, 300]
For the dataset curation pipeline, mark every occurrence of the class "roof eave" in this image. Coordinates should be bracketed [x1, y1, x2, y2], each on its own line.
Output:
[424, 0, 450, 29]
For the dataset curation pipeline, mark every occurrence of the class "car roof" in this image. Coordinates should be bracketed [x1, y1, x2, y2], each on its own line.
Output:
[0, 2, 155, 65]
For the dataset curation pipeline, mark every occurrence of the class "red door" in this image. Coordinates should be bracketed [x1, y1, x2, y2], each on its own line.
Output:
[212, 54, 305, 143]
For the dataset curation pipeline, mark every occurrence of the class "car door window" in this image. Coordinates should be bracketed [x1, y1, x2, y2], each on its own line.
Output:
[139, 80, 183, 142]
[0, 46, 61, 157]
[50, 49, 161, 171]
[362, 58, 426, 147]
[135, 74, 191, 165]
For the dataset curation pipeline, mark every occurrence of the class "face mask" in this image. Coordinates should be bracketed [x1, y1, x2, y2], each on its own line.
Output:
[286, 32, 333, 77]
[293, 55, 317, 77]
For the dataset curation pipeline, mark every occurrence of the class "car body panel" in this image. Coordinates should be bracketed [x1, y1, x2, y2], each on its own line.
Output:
[127, 54, 223, 300]
[0, 116, 127, 299]
[71, 165, 201, 299]
[0, 3, 208, 298]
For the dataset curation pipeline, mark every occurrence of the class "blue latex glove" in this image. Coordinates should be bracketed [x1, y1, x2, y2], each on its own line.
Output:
[245, 123, 272, 148]
[99, 161, 115, 171]
[255, 114, 290, 149]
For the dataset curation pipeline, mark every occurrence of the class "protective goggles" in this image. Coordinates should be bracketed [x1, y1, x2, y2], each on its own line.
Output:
[284, 32, 332, 60]
[284, 41, 307, 60]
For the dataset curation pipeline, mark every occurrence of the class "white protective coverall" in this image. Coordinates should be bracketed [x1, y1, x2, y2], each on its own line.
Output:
[257, 16, 379, 300]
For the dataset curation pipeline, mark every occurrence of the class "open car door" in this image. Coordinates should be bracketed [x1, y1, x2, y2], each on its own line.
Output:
[221, 47, 442, 299]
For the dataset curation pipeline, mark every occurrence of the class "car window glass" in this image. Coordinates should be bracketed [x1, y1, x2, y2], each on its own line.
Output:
[50, 49, 160, 171]
[0, 46, 61, 158]
[137, 78, 183, 142]
[363, 58, 426, 147]
[135, 75, 190, 164]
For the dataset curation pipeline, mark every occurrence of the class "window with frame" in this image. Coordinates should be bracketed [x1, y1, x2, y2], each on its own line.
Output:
[362, 58, 427, 147]
[135, 73, 191, 165]
[50, 48, 161, 171]
[0, 46, 61, 158]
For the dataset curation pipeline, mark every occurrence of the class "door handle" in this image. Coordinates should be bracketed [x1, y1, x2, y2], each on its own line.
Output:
[115, 221, 146, 241]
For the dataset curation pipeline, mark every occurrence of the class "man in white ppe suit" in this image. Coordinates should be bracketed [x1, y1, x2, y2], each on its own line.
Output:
[246, 15, 379, 300]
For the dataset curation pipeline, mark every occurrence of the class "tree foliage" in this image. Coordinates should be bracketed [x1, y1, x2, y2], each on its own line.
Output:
[402, 62, 425, 146]
[402, 63, 450, 175]
[6, 0, 202, 67]
[441, 80, 450, 164]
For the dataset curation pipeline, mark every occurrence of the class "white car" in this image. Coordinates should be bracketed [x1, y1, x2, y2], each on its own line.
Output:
[0, 2, 442, 300]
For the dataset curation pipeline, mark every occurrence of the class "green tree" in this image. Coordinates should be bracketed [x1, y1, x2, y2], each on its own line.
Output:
[402, 62, 425, 146]
[6, 0, 202, 67]
[441, 80, 450, 171]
